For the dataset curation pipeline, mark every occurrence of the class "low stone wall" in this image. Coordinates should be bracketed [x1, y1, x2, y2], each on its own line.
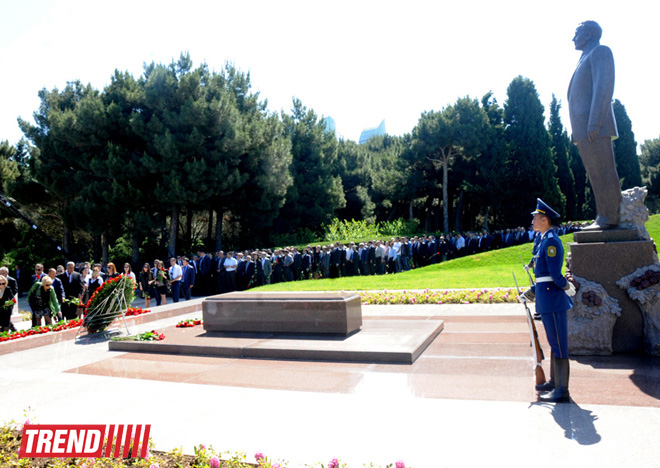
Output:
[0, 298, 205, 356]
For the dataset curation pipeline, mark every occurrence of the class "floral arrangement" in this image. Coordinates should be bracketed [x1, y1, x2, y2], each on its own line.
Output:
[135, 330, 165, 341]
[176, 318, 202, 328]
[83, 274, 136, 334]
[359, 288, 516, 305]
[3, 298, 17, 308]
[156, 268, 168, 285]
[63, 297, 82, 307]
[125, 307, 151, 317]
[0, 319, 82, 342]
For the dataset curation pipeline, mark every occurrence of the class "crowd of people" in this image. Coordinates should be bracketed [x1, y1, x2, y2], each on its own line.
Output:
[0, 222, 584, 331]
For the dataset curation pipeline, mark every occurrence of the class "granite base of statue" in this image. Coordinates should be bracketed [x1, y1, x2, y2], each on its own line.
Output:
[569, 187, 659, 354]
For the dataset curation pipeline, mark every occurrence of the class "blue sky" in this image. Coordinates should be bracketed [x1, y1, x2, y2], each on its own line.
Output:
[1, 0, 659, 147]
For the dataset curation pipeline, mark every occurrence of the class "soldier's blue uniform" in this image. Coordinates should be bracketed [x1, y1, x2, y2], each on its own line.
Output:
[531, 226, 573, 358]
[527, 199, 574, 403]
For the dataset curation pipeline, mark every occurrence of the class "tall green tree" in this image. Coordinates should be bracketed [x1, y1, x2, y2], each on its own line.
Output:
[640, 136, 660, 213]
[612, 99, 642, 190]
[336, 138, 375, 222]
[501, 76, 562, 227]
[18, 81, 104, 256]
[548, 95, 576, 220]
[471, 92, 508, 230]
[411, 96, 489, 233]
[568, 142, 588, 220]
[0, 141, 19, 191]
[276, 98, 345, 236]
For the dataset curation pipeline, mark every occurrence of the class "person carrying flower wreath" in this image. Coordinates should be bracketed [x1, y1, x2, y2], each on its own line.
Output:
[26, 275, 61, 327]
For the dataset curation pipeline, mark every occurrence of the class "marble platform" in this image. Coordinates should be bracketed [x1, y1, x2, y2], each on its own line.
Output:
[109, 319, 444, 364]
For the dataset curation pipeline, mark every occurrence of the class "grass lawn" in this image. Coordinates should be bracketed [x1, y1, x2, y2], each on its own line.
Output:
[256, 214, 660, 292]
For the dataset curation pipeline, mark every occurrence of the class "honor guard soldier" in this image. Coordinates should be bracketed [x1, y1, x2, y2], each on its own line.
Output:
[520, 199, 576, 402]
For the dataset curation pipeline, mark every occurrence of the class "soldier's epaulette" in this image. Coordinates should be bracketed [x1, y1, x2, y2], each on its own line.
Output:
[547, 232, 554, 239]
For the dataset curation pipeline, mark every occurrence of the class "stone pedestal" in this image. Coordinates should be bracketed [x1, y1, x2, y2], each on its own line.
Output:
[203, 291, 363, 335]
[569, 234, 657, 353]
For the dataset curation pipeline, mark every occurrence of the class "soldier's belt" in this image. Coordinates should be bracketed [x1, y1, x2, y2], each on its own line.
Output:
[536, 276, 553, 283]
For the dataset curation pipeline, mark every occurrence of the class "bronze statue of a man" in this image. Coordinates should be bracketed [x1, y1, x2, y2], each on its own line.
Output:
[567, 21, 621, 230]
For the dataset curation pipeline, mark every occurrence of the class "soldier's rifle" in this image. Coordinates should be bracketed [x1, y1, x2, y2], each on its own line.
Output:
[513, 272, 546, 386]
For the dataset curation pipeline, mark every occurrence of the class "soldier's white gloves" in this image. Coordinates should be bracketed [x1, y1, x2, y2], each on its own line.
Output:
[518, 288, 535, 303]
[564, 282, 576, 297]
[523, 264, 532, 272]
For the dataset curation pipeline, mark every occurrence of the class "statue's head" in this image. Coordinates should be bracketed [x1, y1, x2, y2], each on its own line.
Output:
[574, 21, 602, 50]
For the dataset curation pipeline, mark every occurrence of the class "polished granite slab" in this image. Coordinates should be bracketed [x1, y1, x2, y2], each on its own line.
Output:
[203, 291, 363, 335]
[109, 319, 443, 364]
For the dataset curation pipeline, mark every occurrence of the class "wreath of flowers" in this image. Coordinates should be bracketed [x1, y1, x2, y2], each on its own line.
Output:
[83, 274, 136, 334]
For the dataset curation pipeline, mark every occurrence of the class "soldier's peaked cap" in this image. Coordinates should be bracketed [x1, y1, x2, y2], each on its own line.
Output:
[531, 198, 560, 219]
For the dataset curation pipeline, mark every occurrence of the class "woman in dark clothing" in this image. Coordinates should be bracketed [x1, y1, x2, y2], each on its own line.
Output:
[106, 263, 120, 279]
[138, 263, 156, 308]
[87, 268, 104, 296]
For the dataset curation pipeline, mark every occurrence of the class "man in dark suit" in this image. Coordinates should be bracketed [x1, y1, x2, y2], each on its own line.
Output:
[329, 244, 341, 278]
[32, 264, 46, 285]
[291, 247, 302, 281]
[301, 248, 312, 280]
[242, 255, 256, 290]
[257, 251, 272, 286]
[367, 241, 376, 275]
[197, 251, 212, 296]
[568, 21, 621, 230]
[181, 257, 196, 301]
[57, 262, 83, 320]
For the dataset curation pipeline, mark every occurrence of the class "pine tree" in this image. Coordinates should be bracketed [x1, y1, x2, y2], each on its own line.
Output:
[640, 137, 660, 213]
[275, 98, 345, 237]
[612, 99, 642, 189]
[548, 95, 577, 220]
[501, 76, 562, 227]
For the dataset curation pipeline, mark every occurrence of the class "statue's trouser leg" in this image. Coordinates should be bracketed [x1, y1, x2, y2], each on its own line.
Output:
[576, 137, 622, 226]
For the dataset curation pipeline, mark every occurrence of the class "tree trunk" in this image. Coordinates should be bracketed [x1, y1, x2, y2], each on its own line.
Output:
[455, 189, 464, 233]
[93, 235, 101, 263]
[185, 206, 193, 253]
[62, 223, 71, 260]
[483, 206, 490, 231]
[423, 195, 434, 233]
[131, 231, 140, 267]
[215, 210, 223, 252]
[168, 206, 179, 258]
[101, 231, 109, 265]
[208, 209, 214, 250]
[409, 199, 414, 221]
[442, 150, 450, 233]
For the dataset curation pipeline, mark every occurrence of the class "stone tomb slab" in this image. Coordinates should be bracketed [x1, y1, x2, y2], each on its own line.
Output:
[202, 291, 362, 335]
[108, 320, 444, 364]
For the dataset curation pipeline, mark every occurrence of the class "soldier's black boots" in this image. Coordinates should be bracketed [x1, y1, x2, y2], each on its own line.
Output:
[538, 358, 570, 403]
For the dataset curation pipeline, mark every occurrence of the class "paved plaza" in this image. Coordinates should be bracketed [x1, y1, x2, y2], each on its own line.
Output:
[2, 299, 660, 467]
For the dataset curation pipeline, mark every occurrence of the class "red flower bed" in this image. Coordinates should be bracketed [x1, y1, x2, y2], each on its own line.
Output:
[0, 319, 82, 342]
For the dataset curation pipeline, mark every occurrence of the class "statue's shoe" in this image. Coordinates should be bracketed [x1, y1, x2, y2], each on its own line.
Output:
[582, 216, 618, 231]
